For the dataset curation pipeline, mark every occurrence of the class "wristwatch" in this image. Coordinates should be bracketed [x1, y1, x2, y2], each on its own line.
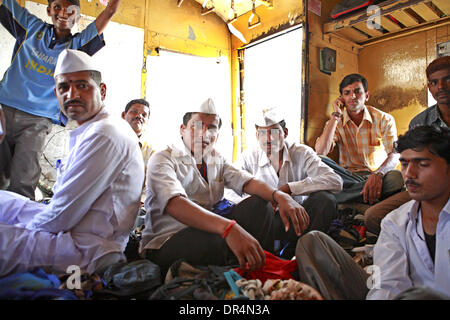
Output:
[373, 172, 383, 178]
[331, 112, 342, 119]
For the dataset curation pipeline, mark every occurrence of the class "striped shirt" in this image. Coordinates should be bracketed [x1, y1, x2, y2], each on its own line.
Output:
[332, 105, 397, 173]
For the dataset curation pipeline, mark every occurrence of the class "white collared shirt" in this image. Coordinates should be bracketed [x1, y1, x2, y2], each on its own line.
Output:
[232, 142, 342, 204]
[367, 198, 450, 299]
[141, 139, 254, 250]
[25, 108, 144, 272]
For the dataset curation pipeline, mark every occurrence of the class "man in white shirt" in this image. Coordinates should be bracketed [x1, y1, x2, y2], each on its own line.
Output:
[294, 125, 450, 299]
[0, 49, 144, 277]
[140, 98, 308, 276]
[236, 108, 342, 237]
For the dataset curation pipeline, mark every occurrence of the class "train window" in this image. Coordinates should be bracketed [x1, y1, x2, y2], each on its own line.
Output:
[145, 50, 232, 160]
[241, 26, 303, 153]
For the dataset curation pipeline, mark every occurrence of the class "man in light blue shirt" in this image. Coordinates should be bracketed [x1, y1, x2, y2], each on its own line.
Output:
[294, 125, 450, 300]
[0, 0, 121, 199]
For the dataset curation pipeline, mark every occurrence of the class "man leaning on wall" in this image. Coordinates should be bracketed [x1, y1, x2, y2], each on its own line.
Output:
[314, 73, 404, 230]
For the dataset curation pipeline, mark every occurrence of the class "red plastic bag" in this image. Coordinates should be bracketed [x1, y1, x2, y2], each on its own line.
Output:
[234, 250, 297, 285]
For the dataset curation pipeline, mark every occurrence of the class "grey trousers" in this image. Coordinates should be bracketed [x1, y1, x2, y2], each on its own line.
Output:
[295, 230, 370, 300]
[0, 105, 52, 200]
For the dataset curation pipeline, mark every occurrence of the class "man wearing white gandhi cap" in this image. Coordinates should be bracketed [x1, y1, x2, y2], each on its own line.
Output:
[234, 107, 343, 257]
[140, 98, 308, 276]
[0, 49, 144, 276]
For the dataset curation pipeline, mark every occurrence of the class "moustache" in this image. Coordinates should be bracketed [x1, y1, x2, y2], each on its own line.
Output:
[63, 99, 85, 109]
[405, 179, 421, 187]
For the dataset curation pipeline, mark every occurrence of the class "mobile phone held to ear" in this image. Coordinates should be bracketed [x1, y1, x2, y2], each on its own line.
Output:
[337, 97, 345, 110]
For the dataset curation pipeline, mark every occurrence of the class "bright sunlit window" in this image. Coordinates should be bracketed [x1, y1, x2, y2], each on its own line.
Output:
[242, 26, 303, 152]
[145, 50, 232, 160]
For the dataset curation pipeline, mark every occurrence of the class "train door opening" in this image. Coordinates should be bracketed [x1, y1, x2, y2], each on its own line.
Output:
[240, 25, 304, 153]
[146, 50, 232, 160]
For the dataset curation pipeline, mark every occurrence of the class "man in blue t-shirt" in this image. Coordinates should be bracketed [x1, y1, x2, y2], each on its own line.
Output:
[0, 0, 122, 199]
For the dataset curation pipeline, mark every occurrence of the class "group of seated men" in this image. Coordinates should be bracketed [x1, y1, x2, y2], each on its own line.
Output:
[0, 45, 449, 299]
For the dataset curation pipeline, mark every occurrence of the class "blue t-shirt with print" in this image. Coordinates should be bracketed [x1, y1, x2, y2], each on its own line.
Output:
[0, 0, 105, 125]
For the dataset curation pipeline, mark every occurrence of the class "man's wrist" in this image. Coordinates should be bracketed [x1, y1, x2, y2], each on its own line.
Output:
[272, 189, 280, 204]
[331, 112, 342, 120]
[373, 171, 384, 178]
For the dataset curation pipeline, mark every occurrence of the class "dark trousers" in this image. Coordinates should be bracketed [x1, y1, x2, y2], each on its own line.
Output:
[319, 156, 404, 204]
[273, 190, 338, 240]
[147, 192, 338, 276]
[147, 196, 283, 277]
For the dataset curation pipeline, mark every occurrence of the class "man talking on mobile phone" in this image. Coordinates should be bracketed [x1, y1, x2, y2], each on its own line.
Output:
[314, 74, 404, 227]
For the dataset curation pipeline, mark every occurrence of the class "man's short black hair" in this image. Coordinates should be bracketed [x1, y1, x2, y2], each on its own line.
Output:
[48, 0, 80, 7]
[339, 73, 368, 95]
[426, 56, 450, 79]
[124, 99, 150, 114]
[394, 125, 450, 164]
[183, 112, 222, 129]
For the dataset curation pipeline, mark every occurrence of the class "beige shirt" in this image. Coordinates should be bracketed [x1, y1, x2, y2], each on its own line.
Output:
[139, 137, 154, 203]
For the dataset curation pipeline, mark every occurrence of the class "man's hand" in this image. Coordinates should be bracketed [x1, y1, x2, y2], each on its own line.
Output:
[278, 184, 291, 195]
[332, 97, 345, 116]
[361, 173, 383, 204]
[224, 222, 265, 270]
[274, 191, 309, 236]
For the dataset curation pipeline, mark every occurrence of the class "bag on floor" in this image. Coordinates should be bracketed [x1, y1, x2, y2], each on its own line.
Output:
[149, 259, 241, 300]
[98, 259, 162, 299]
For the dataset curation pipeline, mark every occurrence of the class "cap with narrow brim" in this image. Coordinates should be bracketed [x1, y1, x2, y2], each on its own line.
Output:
[54, 49, 100, 78]
[254, 107, 284, 127]
[189, 98, 218, 115]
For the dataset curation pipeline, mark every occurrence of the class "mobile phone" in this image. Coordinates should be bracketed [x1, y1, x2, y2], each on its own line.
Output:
[337, 97, 345, 109]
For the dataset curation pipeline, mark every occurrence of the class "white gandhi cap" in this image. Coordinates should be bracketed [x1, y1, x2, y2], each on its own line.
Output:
[189, 98, 218, 115]
[54, 49, 100, 78]
[254, 107, 284, 127]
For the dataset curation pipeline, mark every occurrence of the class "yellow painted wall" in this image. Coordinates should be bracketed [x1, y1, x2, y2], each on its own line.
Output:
[305, 0, 360, 149]
[145, 0, 230, 58]
[359, 24, 450, 135]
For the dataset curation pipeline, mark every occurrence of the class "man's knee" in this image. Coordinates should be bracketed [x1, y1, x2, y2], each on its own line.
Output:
[382, 170, 404, 195]
[364, 207, 382, 235]
[296, 230, 329, 252]
[308, 191, 337, 206]
[235, 195, 272, 216]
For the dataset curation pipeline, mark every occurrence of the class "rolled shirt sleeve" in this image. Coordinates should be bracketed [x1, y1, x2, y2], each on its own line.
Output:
[287, 145, 343, 196]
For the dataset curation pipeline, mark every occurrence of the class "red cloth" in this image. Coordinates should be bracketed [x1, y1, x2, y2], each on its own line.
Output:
[234, 250, 298, 285]
[353, 225, 367, 239]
